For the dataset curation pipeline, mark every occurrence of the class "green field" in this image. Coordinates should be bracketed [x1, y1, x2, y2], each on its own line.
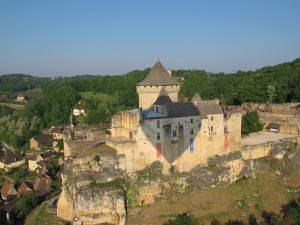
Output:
[0, 103, 25, 110]
[80, 92, 113, 102]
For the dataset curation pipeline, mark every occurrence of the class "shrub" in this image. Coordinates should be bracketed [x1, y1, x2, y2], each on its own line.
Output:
[242, 111, 263, 135]
[13, 194, 39, 218]
[163, 212, 200, 225]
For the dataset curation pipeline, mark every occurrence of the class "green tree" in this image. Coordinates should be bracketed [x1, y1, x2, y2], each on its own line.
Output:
[163, 213, 200, 225]
[242, 111, 263, 135]
[14, 194, 39, 218]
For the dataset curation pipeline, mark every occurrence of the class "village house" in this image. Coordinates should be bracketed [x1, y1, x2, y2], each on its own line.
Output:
[106, 60, 241, 174]
[16, 94, 25, 101]
[53, 127, 64, 140]
[28, 151, 56, 171]
[18, 181, 34, 196]
[0, 151, 25, 170]
[0, 180, 18, 201]
[1, 196, 20, 222]
[30, 134, 53, 150]
[73, 108, 86, 116]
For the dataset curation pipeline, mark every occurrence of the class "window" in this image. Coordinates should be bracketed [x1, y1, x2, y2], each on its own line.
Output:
[190, 118, 193, 124]
[190, 128, 194, 135]
[172, 130, 177, 137]
[129, 132, 133, 139]
[157, 120, 160, 128]
[157, 133, 160, 141]
[211, 116, 214, 121]
[211, 126, 214, 132]
[156, 107, 159, 113]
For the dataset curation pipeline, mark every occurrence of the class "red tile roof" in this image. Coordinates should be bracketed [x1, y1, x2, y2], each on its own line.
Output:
[0, 180, 17, 200]
[18, 181, 34, 196]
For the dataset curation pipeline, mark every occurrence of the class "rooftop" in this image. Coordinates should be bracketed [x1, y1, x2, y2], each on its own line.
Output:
[33, 134, 53, 144]
[154, 87, 173, 105]
[165, 102, 200, 118]
[137, 59, 179, 86]
[0, 151, 23, 165]
[197, 100, 223, 119]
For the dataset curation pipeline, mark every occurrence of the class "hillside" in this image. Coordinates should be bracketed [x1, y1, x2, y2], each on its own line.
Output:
[0, 74, 49, 93]
[0, 59, 299, 150]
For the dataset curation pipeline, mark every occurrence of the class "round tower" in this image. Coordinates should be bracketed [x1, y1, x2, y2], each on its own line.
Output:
[136, 59, 180, 109]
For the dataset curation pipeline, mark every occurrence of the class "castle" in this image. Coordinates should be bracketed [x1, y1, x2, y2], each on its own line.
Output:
[106, 59, 242, 173]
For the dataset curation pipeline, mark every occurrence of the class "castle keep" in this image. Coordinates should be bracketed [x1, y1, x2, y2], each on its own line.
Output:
[106, 60, 241, 173]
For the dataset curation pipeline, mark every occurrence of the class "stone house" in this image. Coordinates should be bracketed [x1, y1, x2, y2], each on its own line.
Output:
[73, 108, 86, 116]
[106, 60, 241, 174]
[53, 127, 64, 140]
[0, 151, 25, 170]
[16, 94, 25, 101]
[28, 151, 56, 171]
[30, 134, 53, 150]
[1, 196, 20, 222]
[0, 180, 18, 201]
[18, 181, 34, 196]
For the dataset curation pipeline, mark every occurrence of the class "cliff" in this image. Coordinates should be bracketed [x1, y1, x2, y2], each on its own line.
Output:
[57, 149, 126, 225]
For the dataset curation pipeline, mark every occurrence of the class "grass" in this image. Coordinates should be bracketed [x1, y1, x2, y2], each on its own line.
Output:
[127, 173, 299, 225]
[79, 92, 114, 105]
[0, 103, 25, 110]
[89, 177, 124, 190]
[25, 202, 69, 225]
[159, 214, 176, 219]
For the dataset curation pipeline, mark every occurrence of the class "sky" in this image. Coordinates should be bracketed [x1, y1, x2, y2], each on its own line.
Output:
[0, 0, 300, 77]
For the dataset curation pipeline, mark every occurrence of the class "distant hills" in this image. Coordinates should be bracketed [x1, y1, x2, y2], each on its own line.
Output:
[1, 58, 299, 104]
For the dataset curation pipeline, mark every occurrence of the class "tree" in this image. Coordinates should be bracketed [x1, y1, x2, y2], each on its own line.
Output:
[163, 213, 200, 225]
[242, 111, 263, 135]
[14, 194, 39, 218]
[267, 85, 276, 103]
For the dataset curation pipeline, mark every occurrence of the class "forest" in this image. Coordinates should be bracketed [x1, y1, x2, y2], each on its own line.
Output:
[0, 58, 299, 148]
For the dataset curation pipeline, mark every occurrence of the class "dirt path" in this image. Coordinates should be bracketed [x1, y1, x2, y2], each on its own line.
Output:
[241, 132, 298, 146]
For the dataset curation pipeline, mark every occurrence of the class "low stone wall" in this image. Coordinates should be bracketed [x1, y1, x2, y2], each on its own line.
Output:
[241, 136, 300, 160]
[241, 142, 274, 160]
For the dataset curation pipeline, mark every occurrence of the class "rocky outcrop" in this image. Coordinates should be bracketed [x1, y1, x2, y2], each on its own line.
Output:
[57, 150, 126, 225]
[189, 151, 245, 188]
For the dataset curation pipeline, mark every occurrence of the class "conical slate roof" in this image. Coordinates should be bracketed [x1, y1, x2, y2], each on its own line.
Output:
[137, 59, 179, 86]
[154, 87, 173, 105]
[191, 93, 202, 102]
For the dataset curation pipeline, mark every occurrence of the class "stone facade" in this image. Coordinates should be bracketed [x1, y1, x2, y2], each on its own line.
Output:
[137, 85, 180, 109]
[106, 60, 242, 174]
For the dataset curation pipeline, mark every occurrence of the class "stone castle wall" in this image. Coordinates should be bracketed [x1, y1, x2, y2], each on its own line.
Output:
[137, 85, 180, 109]
[241, 136, 300, 160]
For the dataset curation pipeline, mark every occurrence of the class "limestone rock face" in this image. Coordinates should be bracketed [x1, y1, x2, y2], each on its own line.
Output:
[136, 182, 162, 205]
[57, 152, 126, 225]
[189, 151, 245, 188]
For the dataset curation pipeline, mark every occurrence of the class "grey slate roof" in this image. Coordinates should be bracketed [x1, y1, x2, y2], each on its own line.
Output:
[154, 87, 173, 105]
[165, 102, 200, 118]
[267, 123, 281, 129]
[137, 59, 179, 86]
[142, 110, 167, 119]
[197, 101, 223, 119]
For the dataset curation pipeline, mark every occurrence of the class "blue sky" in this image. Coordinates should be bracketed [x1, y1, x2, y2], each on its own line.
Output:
[0, 0, 300, 76]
